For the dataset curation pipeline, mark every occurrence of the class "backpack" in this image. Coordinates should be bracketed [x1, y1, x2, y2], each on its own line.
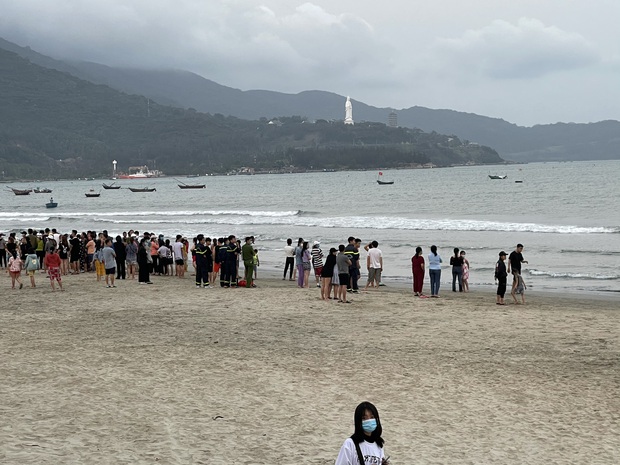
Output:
[26, 255, 39, 271]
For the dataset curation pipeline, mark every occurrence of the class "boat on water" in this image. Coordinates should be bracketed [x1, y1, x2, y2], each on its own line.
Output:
[8, 187, 32, 195]
[376, 171, 394, 185]
[102, 182, 121, 189]
[118, 166, 161, 179]
[488, 175, 507, 180]
[128, 187, 156, 193]
[85, 189, 101, 198]
[46, 197, 58, 208]
[34, 187, 53, 193]
[178, 184, 206, 189]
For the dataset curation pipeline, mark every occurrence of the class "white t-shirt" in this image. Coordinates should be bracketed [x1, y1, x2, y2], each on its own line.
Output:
[284, 245, 295, 258]
[335, 438, 384, 465]
[172, 241, 184, 260]
[367, 248, 383, 269]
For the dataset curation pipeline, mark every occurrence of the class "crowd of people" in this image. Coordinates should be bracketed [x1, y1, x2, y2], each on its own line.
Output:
[1, 228, 529, 303]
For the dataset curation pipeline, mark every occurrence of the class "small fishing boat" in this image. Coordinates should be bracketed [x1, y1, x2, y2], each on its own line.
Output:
[46, 197, 58, 208]
[128, 187, 156, 193]
[85, 189, 101, 198]
[34, 187, 53, 193]
[488, 175, 507, 180]
[102, 182, 121, 189]
[376, 171, 394, 185]
[515, 180, 523, 183]
[8, 187, 32, 195]
[178, 184, 206, 189]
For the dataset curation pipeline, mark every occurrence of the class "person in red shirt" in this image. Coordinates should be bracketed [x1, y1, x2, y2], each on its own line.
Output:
[44, 247, 64, 291]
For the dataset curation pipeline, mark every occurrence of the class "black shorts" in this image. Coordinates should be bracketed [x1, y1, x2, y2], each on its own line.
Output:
[175, 259, 184, 265]
[105, 267, 116, 275]
[338, 273, 350, 284]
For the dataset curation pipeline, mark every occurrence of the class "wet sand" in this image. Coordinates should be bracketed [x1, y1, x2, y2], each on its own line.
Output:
[2, 271, 619, 464]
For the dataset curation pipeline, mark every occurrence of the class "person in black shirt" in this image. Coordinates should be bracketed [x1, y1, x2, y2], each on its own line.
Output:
[495, 251, 508, 305]
[507, 244, 528, 303]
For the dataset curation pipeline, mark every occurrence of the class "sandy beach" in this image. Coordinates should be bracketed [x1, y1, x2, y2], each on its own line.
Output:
[1, 271, 619, 464]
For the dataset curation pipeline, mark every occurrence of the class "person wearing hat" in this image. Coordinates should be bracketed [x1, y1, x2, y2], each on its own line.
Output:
[495, 251, 508, 305]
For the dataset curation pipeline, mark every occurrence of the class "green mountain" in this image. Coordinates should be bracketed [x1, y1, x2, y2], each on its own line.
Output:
[2, 37, 616, 163]
[0, 47, 501, 179]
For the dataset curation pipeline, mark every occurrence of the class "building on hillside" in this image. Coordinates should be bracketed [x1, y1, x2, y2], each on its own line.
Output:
[388, 110, 397, 128]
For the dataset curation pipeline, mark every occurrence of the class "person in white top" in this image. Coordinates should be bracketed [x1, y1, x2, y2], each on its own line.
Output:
[283, 238, 295, 280]
[172, 235, 185, 278]
[364, 240, 383, 290]
[335, 401, 389, 465]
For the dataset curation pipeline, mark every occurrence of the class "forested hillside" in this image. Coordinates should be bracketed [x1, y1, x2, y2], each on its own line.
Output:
[0, 48, 502, 179]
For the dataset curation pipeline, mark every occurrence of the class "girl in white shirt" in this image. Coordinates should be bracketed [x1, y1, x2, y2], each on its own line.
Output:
[335, 402, 389, 465]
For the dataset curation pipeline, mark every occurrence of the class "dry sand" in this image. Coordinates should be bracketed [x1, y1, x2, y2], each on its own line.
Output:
[1, 271, 619, 464]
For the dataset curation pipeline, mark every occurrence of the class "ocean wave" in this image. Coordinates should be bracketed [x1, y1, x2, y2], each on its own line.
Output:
[1, 210, 617, 234]
[527, 269, 619, 280]
[560, 249, 620, 256]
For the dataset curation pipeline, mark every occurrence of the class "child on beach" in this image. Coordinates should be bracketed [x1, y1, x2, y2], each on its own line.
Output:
[253, 248, 259, 280]
[460, 250, 470, 292]
[94, 248, 105, 282]
[512, 273, 527, 305]
[25, 247, 39, 287]
[44, 247, 64, 291]
[8, 251, 24, 289]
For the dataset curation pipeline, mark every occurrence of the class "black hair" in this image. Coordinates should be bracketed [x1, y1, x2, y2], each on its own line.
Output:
[517, 243, 524, 248]
[338, 244, 345, 252]
[351, 401, 384, 448]
[329, 247, 337, 254]
[371, 240, 378, 248]
[287, 238, 292, 245]
[431, 245, 438, 256]
[348, 236, 355, 243]
[302, 241, 309, 250]
[453, 247, 459, 257]
[415, 246, 422, 255]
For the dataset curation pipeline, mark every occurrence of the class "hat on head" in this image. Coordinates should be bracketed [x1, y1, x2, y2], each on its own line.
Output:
[313, 240, 320, 246]
[499, 251, 507, 257]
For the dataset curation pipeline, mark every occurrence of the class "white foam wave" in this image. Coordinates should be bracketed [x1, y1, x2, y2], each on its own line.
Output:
[528, 269, 619, 280]
[0, 210, 300, 219]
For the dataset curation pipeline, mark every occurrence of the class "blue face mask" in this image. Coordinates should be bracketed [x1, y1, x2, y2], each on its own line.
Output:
[362, 419, 377, 433]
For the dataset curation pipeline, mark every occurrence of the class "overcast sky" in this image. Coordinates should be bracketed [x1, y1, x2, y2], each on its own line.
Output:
[2, 0, 619, 126]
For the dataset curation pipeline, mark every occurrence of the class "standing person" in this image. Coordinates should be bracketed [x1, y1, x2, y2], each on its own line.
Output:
[114, 235, 127, 280]
[335, 401, 389, 465]
[150, 237, 160, 275]
[241, 237, 255, 288]
[69, 230, 81, 275]
[311, 241, 324, 287]
[495, 251, 508, 305]
[43, 247, 63, 291]
[450, 247, 464, 292]
[85, 234, 96, 272]
[0, 233, 6, 269]
[194, 234, 211, 288]
[101, 239, 117, 288]
[24, 247, 39, 288]
[508, 243, 528, 303]
[125, 236, 138, 280]
[460, 250, 470, 292]
[364, 240, 383, 290]
[222, 235, 239, 287]
[411, 246, 425, 296]
[172, 235, 185, 278]
[294, 237, 304, 285]
[344, 237, 361, 293]
[157, 241, 171, 276]
[283, 238, 295, 281]
[59, 235, 70, 276]
[137, 238, 152, 284]
[320, 248, 337, 300]
[300, 241, 312, 288]
[8, 250, 24, 289]
[336, 244, 352, 303]
[428, 245, 442, 298]
[253, 248, 259, 280]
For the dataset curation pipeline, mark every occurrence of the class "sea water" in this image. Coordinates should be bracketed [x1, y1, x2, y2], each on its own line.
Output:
[2, 160, 619, 295]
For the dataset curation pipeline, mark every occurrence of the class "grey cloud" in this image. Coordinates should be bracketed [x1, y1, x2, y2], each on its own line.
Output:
[433, 18, 600, 79]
